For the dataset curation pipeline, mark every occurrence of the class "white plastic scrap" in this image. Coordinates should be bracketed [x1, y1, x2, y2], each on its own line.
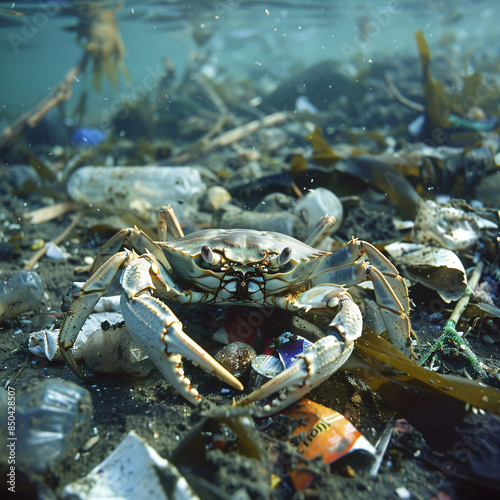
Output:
[29, 312, 124, 361]
[385, 242, 467, 303]
[93, 294, 122, 313]
[395, 486, 411, 499]
[29, 311, 152, 376]
[45, 241, 70, 260]
[64, 431, 199, 500]
[411, 199, 496, 251]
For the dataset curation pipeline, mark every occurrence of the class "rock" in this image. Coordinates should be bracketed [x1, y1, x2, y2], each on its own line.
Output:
[203, 186, 232, 212]
[213, 342, 257, 379]
[292, 188, 343, 234]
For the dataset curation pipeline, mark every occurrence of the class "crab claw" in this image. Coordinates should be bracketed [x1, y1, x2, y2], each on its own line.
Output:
[121, 293, 243, 405]
[238, 292, 363, 416]
[237, 335, 353, 416]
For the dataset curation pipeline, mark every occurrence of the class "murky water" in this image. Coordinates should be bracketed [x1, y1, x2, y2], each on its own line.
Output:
[1, 0, 498, 125]
[1, 2, 500, 498]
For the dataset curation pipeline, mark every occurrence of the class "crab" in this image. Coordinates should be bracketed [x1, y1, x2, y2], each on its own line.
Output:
[59, 208, 411, 415]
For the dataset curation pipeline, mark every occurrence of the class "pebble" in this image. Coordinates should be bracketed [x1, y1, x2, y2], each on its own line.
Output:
[236, 160, 262, 179]
[203, 186, 232, 212]
[82, 435, 100, 452]
[213, 342, 257, 379]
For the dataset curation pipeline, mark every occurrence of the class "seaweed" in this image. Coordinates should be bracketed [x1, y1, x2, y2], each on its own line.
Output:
[292, 127, 421, 219]
[75, 3, 131, 90]
[352, 327, 500, 416]
[415, 31, 498, 139]
[415, 30, 450, 133]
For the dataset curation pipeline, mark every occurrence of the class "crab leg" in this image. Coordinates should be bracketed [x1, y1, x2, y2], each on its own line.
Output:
[120, 257, 243, 405]
[311, 238, 411, 355]
[238, 288, 362, 415]
[304, 214, 337, 247]
[58, 250, 133, 377]
[90, 226, 172, 275]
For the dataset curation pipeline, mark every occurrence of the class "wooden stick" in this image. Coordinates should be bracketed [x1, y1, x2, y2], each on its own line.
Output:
[0, 55, 87, 151]
[384, 73, 425, 112]
[201, 111, 289, 152]
[450, 260, 484, 326]
[24, 211, 85, 270]
[23, 202, 79, 225]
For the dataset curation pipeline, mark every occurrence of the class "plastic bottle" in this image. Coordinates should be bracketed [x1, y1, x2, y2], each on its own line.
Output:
[67, 166, 206, 223]
[12, 380, 93, 475]
[0, 270, 46, 322]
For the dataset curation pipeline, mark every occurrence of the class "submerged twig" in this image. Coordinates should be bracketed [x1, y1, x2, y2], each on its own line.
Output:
[384, 73, 424, 112]
[450, 260, 484, 326]
[24, 211, 85, 270]
[23, 202, 79, 225]
[201, 111, 290, 151]
[191, 115, 229, 151]
[5, 353, 31, 388]
[195, 76, 229, 115]
[291, 182, 303, 199]
[0, 56, 87, 151]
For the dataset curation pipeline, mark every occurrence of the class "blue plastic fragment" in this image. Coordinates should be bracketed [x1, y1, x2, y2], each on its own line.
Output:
[71, 127, 105, 147]
[276, 332, 313, 369]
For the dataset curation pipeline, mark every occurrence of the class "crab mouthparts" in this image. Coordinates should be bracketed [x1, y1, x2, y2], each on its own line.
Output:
[224, 271, 262, 301]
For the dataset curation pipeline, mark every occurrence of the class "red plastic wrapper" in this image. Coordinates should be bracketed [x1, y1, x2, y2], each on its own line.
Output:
[218, 306, 274, 345]
[281, 399, 376, 490]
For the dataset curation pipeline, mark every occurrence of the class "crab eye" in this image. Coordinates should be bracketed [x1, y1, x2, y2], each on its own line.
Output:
[270, 247, 292, 268]
[201, 245, 223, 266]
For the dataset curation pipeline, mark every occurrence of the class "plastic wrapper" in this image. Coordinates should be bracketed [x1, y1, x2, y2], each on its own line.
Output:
[65, 430, 199, 500]
[29, 312, 152, 377]
[281, 399, 376, 490]
[273, 332, 313, 369]
[385, 242, 467, 302]
[67, 166, 206, 223]
[15, 379, 93, 476]
[411, 200, 483, 251]
[0, 270, 46, 322]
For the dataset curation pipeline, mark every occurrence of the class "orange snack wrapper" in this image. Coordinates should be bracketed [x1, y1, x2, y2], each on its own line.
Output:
[282, 399, 376, 490]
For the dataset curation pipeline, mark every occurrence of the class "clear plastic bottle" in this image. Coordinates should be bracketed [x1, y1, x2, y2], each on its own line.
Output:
[12, 379, 93, 475]
[0, 270, 46, 322]
[67, 166, 206, 223]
